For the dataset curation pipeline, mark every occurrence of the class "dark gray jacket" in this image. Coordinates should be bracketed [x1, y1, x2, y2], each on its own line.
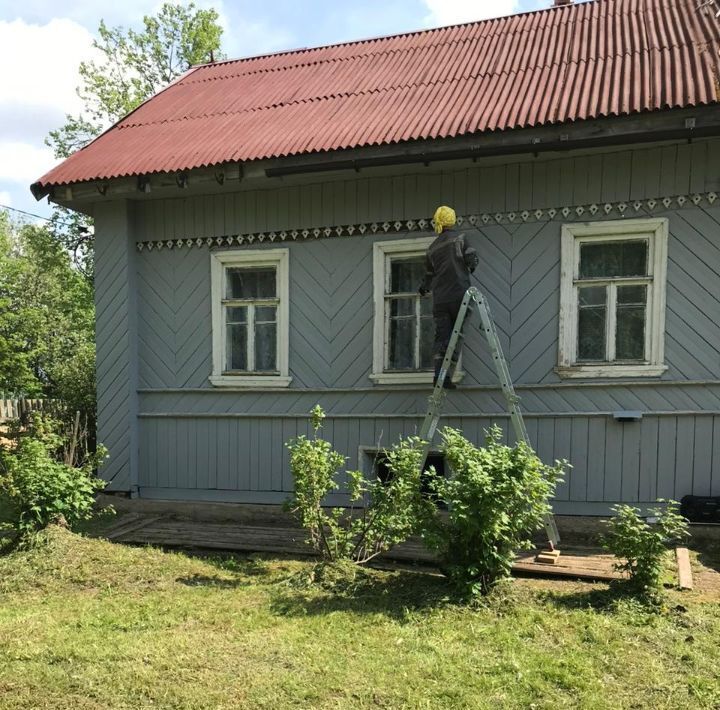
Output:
[419, 230, 479, 305]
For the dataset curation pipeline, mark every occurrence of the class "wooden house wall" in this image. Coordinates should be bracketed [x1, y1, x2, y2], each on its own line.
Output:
[94, 139, 720, 512]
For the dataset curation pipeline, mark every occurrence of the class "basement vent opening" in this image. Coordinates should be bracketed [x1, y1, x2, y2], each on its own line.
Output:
[366, 450, 447, 508]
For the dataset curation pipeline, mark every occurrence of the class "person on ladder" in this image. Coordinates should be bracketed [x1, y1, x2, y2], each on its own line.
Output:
[418, 205, 479, 389]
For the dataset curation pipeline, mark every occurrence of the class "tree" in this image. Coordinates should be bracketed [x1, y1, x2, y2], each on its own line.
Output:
[45, 3, 225, 275]
[0, 216, 94, 401]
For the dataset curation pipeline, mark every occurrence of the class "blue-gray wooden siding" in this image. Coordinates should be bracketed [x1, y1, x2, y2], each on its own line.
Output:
[93, 139, 720, 513]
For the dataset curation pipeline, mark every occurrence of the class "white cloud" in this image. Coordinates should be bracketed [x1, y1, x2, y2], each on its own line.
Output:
[0, 18, 96, 117]
[0, 18, 96, 187]
[0, 142, 58, 185]
[423, 0, 520, 26]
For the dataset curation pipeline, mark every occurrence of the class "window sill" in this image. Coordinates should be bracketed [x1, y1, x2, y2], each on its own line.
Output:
[555, 364, 668, 379]
[209, 375, 293, 388]
[369, 370, 465, 385]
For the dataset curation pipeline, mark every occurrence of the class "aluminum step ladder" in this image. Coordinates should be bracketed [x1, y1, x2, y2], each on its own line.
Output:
[418, 286, 561, 551]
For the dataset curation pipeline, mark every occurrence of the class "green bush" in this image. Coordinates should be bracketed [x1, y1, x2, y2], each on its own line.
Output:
[602, 501, 689, 597]
[0, 414, 107, 536]
[285, 405, 433, 564]
[424, 426, 565, 598]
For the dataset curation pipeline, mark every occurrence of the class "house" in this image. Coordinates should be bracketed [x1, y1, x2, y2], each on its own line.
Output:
[32, 0, 720, 516]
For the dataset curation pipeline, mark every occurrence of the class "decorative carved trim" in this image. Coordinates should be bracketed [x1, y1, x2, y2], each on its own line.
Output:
[136, 191, 718, 252]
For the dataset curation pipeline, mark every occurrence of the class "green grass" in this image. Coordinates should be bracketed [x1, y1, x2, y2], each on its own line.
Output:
[0, 526, 719, 709]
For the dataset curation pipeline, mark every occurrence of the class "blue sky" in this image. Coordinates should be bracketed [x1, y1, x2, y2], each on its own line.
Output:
[0, 0, 551, 221]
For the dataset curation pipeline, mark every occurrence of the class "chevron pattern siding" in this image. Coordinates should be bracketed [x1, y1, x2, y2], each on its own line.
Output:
[91, 139, 720, 513]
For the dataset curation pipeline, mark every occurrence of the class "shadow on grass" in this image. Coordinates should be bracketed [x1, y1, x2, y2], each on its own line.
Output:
[695, 542, 720, 575]
[269, 566, 457, 621]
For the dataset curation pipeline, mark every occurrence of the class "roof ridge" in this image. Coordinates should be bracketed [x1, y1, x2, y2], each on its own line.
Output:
[186, 0, 602, 73]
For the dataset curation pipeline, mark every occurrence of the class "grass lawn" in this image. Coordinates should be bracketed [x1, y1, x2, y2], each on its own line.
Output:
[1, 521, 719, 709]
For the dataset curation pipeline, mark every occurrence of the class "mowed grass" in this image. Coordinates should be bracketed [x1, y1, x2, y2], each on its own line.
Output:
[0, 525, 719, 710]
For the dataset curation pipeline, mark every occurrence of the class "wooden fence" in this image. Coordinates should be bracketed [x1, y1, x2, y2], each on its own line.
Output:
[0, 399, 58, 422]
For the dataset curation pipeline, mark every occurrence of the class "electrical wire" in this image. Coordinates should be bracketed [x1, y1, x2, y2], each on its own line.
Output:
[0, 203, 79, 229]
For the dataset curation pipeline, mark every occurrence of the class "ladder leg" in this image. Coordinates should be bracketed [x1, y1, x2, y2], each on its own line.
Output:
[468, 288, 561, 551]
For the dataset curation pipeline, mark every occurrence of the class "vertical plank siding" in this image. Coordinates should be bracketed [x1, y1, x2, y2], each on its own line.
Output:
[95, 140, 720, 512]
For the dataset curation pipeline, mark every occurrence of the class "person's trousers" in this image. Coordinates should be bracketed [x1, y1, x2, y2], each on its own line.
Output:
[432, 297, 466, 363]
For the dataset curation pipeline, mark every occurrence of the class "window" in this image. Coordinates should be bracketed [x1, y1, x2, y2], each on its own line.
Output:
[372, 237, 461, 384]
[558, 219, 668, 378]
[210, 249, 291, 387]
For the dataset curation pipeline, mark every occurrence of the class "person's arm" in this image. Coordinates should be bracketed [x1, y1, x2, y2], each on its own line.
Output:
[418, 250, 434, 295]
[458, 234, 479, 273]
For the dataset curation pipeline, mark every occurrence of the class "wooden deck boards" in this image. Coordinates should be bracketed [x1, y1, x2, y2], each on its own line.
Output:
[106, 516, 628, 582]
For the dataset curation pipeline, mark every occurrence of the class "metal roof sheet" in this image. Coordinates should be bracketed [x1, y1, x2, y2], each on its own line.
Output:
[34, 0, 720, 189]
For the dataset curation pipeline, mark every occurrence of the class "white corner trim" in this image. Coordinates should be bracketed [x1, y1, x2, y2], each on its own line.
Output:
[558, 217, 669, 376]
[209, 375, 293, 388]
[210, 248, 290, 384]
[555, 364, 668, 379]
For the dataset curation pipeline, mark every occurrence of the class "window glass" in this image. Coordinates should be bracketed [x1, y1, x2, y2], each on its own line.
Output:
[390, 258, 425, 294]
[388, 317, 416, 370]
[226, 267, 276, 299]
[616, 285, 646, 360]
[579, 240, 648, 279]
[255, 323, 277, 371]
[577, 285, 606, 361]
[226, 324, 247, 370]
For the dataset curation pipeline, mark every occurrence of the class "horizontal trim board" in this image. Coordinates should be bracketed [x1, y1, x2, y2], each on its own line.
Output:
[137, 487, 654, 516]
[138, 411, 720, 419]
[138, 380, 720, 394]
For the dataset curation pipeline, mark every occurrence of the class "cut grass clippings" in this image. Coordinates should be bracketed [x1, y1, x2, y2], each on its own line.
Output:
[0, 525, 719, 709]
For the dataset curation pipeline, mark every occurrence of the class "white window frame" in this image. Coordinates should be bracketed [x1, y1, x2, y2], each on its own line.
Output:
[557, 218, 668, 379]
[209, 248, 291, 388]
[370, 237, 463, 385]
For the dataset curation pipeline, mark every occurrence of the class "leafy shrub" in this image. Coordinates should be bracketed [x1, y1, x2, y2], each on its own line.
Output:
[285, 405, 433, 564]
[0, 414, 107, 536]
[602, 501, 689, 596]
[424, 426, 565, 598]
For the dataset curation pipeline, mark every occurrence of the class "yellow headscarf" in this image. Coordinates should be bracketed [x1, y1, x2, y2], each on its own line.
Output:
[433, 205, 456, 234]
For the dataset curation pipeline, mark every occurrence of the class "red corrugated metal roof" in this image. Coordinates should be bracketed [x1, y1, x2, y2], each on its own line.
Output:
[34, 0, 720, 189]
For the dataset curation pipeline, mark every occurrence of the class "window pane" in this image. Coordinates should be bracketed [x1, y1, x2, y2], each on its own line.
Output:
[579, 286, 606, 306]
[226, 306, 247, 324]
[579, 240, 648, 278]
[226, 267, 276, 299]
[254, 322, 277, 371]
[226, 323, 247, 370]
[617, 285, 646, 305]
[255, 305, 277, 323]
[390, 297, 415, 318]
[420, 295, 433, 316]
[616, 306, 646, 360]
[388, 317, 415, 370]
[419, 315, 434, 369]
[577, 285, 607, 361]
[390, 257, 425, 294]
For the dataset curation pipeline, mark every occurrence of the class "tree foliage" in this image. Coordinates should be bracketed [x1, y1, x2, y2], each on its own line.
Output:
[285, 406, 433, 565]
[45, 3, 225, 273]
[425, 427, 566, 598]
[0, 216, 94, 406]
[602, 501, 689, 598]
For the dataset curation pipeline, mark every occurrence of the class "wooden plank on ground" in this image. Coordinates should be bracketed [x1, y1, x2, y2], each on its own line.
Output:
[109, 518, 627, 582]
[676, 547, 693, 590]
[105, 515, 163, 541]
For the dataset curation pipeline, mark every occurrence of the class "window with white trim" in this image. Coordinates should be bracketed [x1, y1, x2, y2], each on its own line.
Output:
[210, 249, 291, 387]
[558, 218, 668, 378]
[371, 237, 462, 385]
